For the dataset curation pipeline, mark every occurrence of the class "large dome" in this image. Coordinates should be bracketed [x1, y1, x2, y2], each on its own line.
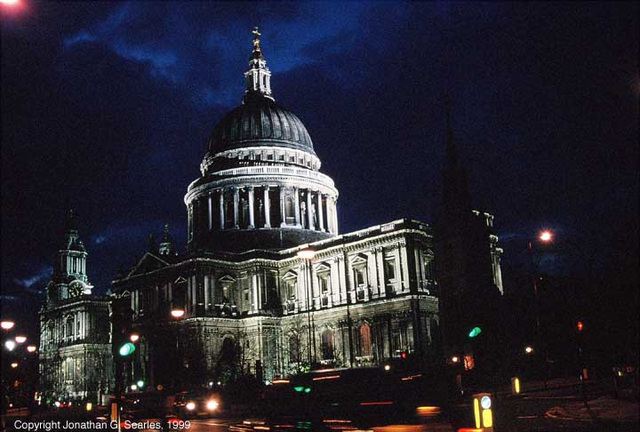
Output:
[185, 29, 339, 253]
[207, 97, 315, 155]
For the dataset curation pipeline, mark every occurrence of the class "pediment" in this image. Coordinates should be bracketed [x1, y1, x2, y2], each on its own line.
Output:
[282, 270, 298, 280]
[128, 252, 170, 277]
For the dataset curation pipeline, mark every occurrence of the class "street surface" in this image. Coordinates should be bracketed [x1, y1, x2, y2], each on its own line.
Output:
[2, 379, 637, 432]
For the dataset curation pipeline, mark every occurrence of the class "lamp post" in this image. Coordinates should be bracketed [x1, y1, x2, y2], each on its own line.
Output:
[297, 249, 316, 367]
[528, 230, 553, 385]
[528, 230, 553, 331]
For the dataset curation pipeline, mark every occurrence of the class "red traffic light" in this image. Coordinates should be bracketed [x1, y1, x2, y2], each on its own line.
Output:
[577, 321, 584, 332]
[400, 351, 407, 359]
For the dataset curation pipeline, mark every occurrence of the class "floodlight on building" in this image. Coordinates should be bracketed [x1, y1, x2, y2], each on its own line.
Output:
[296, 249, 316, 260]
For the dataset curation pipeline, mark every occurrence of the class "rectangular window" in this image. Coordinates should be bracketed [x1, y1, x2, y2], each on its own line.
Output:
[384, 257, 396, 281]
[354, 268, 366, 287]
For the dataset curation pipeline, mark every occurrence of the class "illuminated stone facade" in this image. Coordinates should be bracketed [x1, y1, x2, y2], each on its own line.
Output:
[112, 31, 444, 386]
[39, 214, 113, 404]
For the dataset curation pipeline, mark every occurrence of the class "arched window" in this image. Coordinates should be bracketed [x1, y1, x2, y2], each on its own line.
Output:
[359, 323, 372, 357]
[321, 330, 334, 360]
[66, 317, 74, 340]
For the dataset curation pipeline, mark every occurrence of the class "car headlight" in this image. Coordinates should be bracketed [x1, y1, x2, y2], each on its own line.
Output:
[186, 401, 196, 411]
[206, 400, 219, 411]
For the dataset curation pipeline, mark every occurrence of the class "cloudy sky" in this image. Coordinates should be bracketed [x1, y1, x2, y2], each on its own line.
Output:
[1, 2, 637, 317]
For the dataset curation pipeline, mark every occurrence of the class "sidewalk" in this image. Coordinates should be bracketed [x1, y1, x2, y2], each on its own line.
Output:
[545, 395, 639, 424]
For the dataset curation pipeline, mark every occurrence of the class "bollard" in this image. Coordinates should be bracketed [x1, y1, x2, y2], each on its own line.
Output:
[472, 392, 494, 432]
[511, 376, 521, 395]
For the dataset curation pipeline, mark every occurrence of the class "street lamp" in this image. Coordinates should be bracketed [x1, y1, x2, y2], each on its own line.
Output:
[525, 346, 534, 354]
[539, 231, 553, 242]
[15, 335, 27, 344]
[528, 230, 554, 331]
[170, 308, 185, 319]
[1, 320, 15, 330]
[5, 340, 16, 351]
[297, 249, 316, 366]
[528, 229, 553, 386]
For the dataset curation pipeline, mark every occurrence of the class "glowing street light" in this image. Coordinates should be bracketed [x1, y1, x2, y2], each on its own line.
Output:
[15, 335, 27, 344]
[11, 362, 18, 369]
[0, 0, 20, 6]
[539, 230, 553, 242]
[5, 340, 16, 351]
[1, 320, 15, 330]
[129, 334, 140, 342]
[525, 346, 534, 354]
[27, 345, 37, 353]
[451, 356, 460, 363]
[170, 308, 185, 319]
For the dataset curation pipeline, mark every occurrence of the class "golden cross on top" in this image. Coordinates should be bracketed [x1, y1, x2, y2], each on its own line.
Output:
[252, 27, 262, 51]
[252, 27, 261, 38]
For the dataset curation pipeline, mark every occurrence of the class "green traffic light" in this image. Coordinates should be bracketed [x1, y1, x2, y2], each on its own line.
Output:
[468, 327, 482, 338]
[294, 386, 304, 392]
[119, 342, 136, 356]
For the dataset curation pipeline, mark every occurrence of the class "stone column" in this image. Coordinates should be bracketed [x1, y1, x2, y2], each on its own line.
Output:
[317, 192, 324, 232]
[294, 187, 301, 227]
[208, 194, 213, 230]
[332, 198, 339, 234]
[263, 186, 271, 228]
[233, 187, 240, 229]
[252, 273, 259, 313]
[219, 189, 225, 229]
[248, 187, 255, 229]
[306, 190, 313, 230]
[204, 276, 210, 313]
[280, 187, 286, 227]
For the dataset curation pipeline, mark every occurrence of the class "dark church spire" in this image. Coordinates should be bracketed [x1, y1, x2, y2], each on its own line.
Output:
[243, 26, 274, 103]
[441, 98, 471, 224]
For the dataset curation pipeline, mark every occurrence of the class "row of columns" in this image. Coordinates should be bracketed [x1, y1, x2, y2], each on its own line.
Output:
[193, 185, 338, 234]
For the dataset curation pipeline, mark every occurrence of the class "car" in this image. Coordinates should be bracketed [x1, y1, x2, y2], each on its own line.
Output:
[231, 367, 466, 431]
[173, 390, 221, 418]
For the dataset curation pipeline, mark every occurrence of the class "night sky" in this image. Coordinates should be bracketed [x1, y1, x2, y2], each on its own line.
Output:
[1, 2, 637, 328]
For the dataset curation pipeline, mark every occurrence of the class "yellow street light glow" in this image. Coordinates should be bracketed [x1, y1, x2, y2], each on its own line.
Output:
[1, 321, 15, 330]
[27, 345, 37, 353]
[1, 0, 20, 5]
[451, 356, 459, 363]
[15, 336, 27, 344]
[186, 401, 196, 411]
[384, 364, 391, 371]
[129, 334, 140, 342]
[525, 346, 534, 354]
[11, 362, 18, 368]
[206, 400, 219, 411]
[539, 230, 553, 242]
